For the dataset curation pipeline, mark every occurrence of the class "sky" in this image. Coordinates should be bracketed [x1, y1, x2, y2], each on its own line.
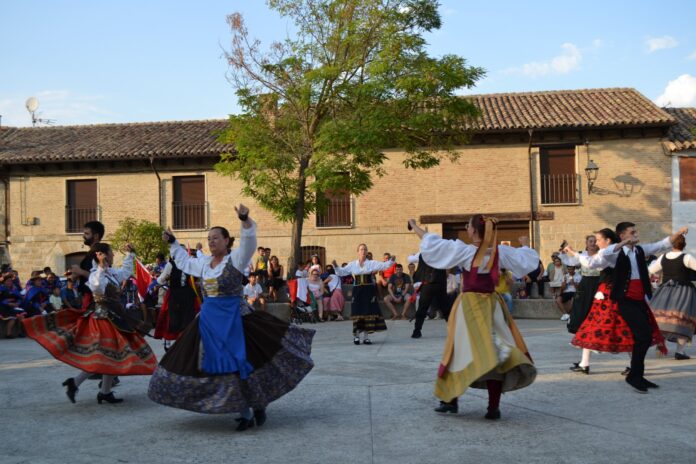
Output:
[1, 0, 695, 127]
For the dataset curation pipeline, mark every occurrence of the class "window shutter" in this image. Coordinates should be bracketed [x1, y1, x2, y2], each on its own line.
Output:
[679, 157, 696, 201]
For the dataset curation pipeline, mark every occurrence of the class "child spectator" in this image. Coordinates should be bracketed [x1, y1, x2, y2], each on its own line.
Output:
[559, 266, 582, 320]
[244, 274, 267, 311]
[49, 286, 63, 311]
[254, 247, 269, 287]
[496, 267, 515, 313]
[61, 278, 82, 309]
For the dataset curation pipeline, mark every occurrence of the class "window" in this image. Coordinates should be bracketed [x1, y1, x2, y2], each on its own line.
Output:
[65, 180, 98, 233]
[172, 176, 207, 230]
[539, 146, 579, 205]
[316, 188, 352, 228]
[300, 246, 326, 268]
[679, 157, 696, 201]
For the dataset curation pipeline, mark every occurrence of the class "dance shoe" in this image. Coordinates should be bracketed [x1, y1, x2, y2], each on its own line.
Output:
[235, 417, 255, 431]
[62, 378, 78, 404]
[621, 366, 631, 376]
[254, 409, 267, 427]
[97, 392, 124, 404]
[353, 337, 360, 345]
[484, 409, 501, 420]
[642, 378, 659, 389]
[363, 338, 373, 345]
[434, 401, 458, 414]
[569, 362, 590, 374]
[675, 352, 690, 360]
[411, 329, 422, 339]
[625, 376, 647, 394]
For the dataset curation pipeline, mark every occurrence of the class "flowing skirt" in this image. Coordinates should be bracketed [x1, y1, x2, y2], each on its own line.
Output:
[351, 285, 387, 334]
[567, 276, 600, 334]
[435, 292, 536, 402]
[148, 308, 315, 414]
[323, 288, 345, 314]
[651, 281, 696, 343]
[22, 309, 156, 375]
[571, 282, 664, 352]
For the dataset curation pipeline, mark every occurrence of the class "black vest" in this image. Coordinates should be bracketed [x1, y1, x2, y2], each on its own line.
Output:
[661, 254, 693, 284]
[168, 259, 188, 289]
[610, 245, 652, 301]
[413, 255, 447, 285]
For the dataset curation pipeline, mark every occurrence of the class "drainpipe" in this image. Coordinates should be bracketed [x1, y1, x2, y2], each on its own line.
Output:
[149, 157, 163, 227]
[527, 129, 536, 250]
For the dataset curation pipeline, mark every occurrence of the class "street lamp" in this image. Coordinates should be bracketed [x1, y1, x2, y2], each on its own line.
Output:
[584, 140, 599, 194]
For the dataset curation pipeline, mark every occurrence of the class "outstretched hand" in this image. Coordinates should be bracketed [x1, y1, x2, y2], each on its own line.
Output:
[162, 227, 176, 244]
[124, 243, 136, 254]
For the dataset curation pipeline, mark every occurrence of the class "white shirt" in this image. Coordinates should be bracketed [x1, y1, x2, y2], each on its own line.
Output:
[243, 283, 263, 300]
[168, 221, 257, 296]
[324, 274, 342, 292]
[563, 273, 582, 293]
[334, 259, 394, 276]
[579, 237, 672, 278]
[648, 251, 696, 275]
[88, 253, 135, 295]
[560, 251, 600, 277]
[418, 233, 539, 279]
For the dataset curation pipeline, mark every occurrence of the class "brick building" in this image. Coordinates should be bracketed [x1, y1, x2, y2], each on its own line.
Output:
[0, 87, 689, 279]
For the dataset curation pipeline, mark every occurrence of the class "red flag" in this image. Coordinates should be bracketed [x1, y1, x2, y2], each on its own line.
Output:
[135, 259, 152, 300]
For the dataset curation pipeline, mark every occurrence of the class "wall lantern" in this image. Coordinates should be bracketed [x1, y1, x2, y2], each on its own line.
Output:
[584, 140, 599, 194]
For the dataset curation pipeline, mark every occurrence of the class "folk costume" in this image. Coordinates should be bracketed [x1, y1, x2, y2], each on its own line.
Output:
[334, 258, 394, 344]
[147, 221, 315, 429]
[648, 251, 696, 358]
[23, 252, 157, 404]
[154, 259, 200, 343]
[419, 219, 538, 419]
[410, 253, 449, 338]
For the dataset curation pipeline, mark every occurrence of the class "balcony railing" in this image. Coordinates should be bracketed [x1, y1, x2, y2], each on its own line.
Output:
[65, 206, 100, 233]
[540, 174, 580, 205]
[316, 196, 352, 228]
[172, 201, 208, 230]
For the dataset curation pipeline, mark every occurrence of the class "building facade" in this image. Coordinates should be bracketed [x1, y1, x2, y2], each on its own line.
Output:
[0, 88, 686, 279]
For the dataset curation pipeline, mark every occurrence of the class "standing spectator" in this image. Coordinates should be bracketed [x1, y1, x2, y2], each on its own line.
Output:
[244, 274, 267, 312]
[546, 255, 568, 319]
[559, 266, 581, 317]
[322, 264, 345, 321]
[383, 264, 413, 320]
[267, 255, 284, 302]
[495, 267, 515, 313]
[254, 247, 269, 287]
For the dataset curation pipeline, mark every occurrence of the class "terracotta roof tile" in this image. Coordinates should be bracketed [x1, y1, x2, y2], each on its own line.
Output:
[0, 119, 231, 164]
[663, 107, 696, 152]
[465, 88, 675, 131]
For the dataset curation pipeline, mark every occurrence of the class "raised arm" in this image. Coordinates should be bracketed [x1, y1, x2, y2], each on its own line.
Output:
[419, 233, 477, 270]
[498, 241, 540, 278]
[230, 219, 257, 271]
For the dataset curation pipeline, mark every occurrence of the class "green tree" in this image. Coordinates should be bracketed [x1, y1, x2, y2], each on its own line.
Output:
[110, 217, 168, 264]
[216, 0, 484, 274]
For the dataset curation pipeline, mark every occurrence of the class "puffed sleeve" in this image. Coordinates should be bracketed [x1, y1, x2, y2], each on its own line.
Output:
[170, 241, 205, 277]
[333, 262, 351, 277]
[88, 267, 108, 295]
[420, 233, 477, 270]
[648, 255, 663, 275]
[368, 259, 395, 273]
[559, 252, 580, 266]
[498, 245, 540, 278]
[231, 219, 257, 271]
[157, 261, 173, 285]
[112, 252, 135, 283]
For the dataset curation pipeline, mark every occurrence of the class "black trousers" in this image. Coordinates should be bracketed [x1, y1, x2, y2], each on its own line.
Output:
[617, 299, 652, 380]
[414, 282, 449, 331]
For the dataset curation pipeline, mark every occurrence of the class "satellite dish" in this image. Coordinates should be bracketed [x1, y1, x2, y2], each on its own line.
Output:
[26, 97, 39, 112]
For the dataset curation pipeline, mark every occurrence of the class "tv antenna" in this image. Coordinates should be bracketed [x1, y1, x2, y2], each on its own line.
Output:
[25, 97, 55, 126]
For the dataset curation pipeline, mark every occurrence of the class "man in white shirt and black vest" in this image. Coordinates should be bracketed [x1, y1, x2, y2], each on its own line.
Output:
[601, 222, 688, 393]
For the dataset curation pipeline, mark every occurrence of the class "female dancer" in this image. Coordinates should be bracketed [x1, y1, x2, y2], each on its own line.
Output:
[408, 215, 538, 420]
[322, 264, 345, 321]
[648, 234, 696, 359]
[560, 235, 600, 334]
[563, 229, 666, 376]
[23, 243, 156, 404]
[333, 244, 393, 345]
[148, 205, 315, 431]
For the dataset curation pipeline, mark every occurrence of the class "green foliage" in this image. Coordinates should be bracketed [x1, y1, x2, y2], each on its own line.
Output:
[110, 217, 168, 264]
[217, 0, 484, 269]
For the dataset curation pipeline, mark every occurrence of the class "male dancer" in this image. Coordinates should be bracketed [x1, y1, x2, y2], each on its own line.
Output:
[599, 222, 688, 393]
[410, 253, 449, 339]
[69, 221, 105, 310]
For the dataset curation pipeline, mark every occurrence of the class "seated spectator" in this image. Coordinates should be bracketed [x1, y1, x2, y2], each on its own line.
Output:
[0, 274, 25, 337]
[154, 253, 167, 273]
[244, 274, 267, 311]
[307, 267, 326, 320]
[61, 277, 82, 309]
[496, 267, 515, 313]
[254, 247, 269, 287]
[547, 255, 568, 319]
[383, 263, 413, 320]
[523, 260, 545, 298]
[559, 266, 581, 318]
[45, 272, 60, 293]
[295, 259, 311, 278]
[267, 255, 285, 302]
[48, 286, 63, 311]
[322, 264, 345, 321]
[376, 252, 397, 299]
[23, 275, 51, 316]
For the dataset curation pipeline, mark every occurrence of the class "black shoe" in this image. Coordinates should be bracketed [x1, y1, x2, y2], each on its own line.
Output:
[235, 417, 255, 431]
[353, 337, 360, 345]
[253, 408, 267, 427]
[484, 408, 501, 420]
[642, 378, 659, 389]
[363, 338, 372, 345]
[621, 366, 631, 376]
[569, 363, 590, 374]
[62, 378, 78, 404]
[113, 376, 120, 387]
[434, 401, 458, 414]
[625, 376, 648, 394]
[675, 352, 690, 360]
[411, 329, 422, 339]
[97, 392, 124, 404]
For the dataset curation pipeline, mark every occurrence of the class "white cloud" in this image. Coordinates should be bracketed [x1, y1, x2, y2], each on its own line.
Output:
[592, 38, 603, 48]
[0, 90, 114, 127]
[688, 50, 696, 60]
[505, 43, 582, 78]
[645, 35, 678, 53]
[655, 74, 696, 107]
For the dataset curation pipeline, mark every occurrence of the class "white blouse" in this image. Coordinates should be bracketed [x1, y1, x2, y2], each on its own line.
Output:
[334, 259, 394, 277]
[324, 273, 342, 292]
[560, 251, 600, 277]
[419, 233, 539, 279]
[88, 253, 135, 295]
[168, 220, 257, 289]
[648, 251, 696, 274]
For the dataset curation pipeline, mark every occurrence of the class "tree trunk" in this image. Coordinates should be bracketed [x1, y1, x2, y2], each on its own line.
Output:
[287, 160, 308, 279]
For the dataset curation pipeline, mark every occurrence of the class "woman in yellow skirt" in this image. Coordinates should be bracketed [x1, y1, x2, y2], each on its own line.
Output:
[408, 215, 538, 420]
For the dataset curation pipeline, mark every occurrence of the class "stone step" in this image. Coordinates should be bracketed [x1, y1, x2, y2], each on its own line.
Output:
[510, 298, 563, 319]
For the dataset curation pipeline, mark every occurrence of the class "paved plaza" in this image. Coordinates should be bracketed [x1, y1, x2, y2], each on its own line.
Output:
[2, 318, 695, 464]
